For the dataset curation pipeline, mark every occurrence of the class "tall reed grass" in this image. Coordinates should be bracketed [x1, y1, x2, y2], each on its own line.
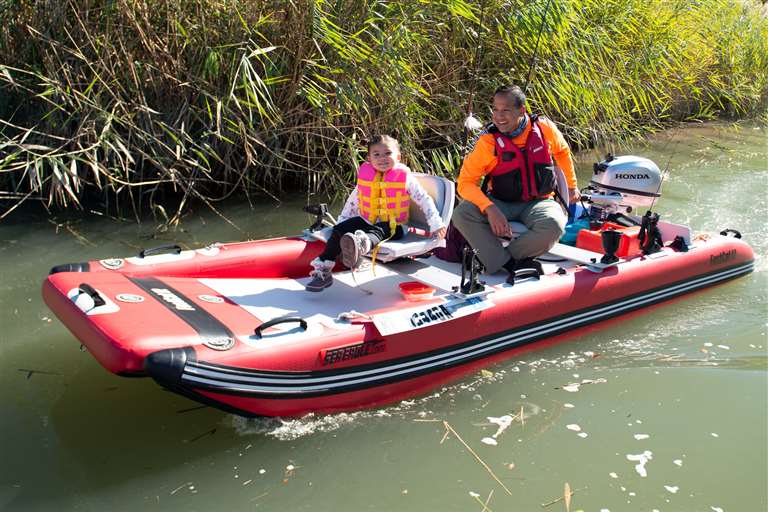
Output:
[1, 0, 766, 220]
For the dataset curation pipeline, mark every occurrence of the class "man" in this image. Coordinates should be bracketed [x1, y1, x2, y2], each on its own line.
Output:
[451, 85, 578, 281]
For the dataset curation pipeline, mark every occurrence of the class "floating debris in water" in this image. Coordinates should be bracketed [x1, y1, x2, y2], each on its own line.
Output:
[711, 432, 720, 438]
[626, 450, 653, 477]
[634, 434, 650, 440]
[710, 507, 724, 512]
[673, 459, 683, 467]
[169, 482, 193, 495]
[488, 415, 513, 435]
[664, 485, 679, 494]
[481, 437, 498, 446]
[564, 403, 575, 408]
[566, 424, 582, 432]
[559, 378, 608, 392]
[259, 469, 266, 475]
[609, 472, 618, 479]
[577, 432, 588, 438]
[717, 345, 730, 350]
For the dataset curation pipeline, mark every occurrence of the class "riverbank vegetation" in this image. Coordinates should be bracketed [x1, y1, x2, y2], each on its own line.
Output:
[1, 0, 766, 222]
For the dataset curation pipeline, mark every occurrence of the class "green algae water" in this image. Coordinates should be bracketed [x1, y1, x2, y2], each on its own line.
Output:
[0, 122, 765, 512]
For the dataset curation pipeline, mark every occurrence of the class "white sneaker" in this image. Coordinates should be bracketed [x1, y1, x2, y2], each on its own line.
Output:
[340, 230, 372, 269]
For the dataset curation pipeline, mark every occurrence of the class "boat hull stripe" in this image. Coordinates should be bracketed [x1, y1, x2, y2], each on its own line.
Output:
[179, 261, 753, 397]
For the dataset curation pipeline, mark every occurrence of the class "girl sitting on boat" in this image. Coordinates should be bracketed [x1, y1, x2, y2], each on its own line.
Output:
[306, 135, 447, 292]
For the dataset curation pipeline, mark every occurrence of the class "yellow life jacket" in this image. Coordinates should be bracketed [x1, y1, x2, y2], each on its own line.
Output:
[357, 162, 410, 233]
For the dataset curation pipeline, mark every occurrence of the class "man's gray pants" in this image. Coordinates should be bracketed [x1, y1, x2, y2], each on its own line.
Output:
[451, 197, 567, 273]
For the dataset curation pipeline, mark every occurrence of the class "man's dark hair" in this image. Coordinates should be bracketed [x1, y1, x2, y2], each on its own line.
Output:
[493, 85, 526, 108]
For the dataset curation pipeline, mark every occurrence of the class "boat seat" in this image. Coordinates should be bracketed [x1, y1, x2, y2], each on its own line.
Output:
[308, 173, 455, 263]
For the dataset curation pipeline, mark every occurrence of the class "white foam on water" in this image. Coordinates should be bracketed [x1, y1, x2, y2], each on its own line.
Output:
[626, 450, 653, 477]
[230, 412, 363, 440]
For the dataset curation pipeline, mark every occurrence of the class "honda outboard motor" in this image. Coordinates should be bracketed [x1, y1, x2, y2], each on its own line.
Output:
[583, 155, 663, 225]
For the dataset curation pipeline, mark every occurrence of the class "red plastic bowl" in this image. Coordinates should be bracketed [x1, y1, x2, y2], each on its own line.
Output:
[398, 281, 436, 301]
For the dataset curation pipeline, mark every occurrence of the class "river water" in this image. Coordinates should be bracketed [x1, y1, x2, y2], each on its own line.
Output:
[0, 122, 765, 511]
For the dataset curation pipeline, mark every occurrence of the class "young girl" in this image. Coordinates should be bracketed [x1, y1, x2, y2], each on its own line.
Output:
[306, 135, 447, 292]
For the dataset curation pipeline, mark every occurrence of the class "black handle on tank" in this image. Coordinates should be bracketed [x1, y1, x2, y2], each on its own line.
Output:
[138, 244, 182, 258]
[254, 317, 308, 339]
[77, 283, 106, 307]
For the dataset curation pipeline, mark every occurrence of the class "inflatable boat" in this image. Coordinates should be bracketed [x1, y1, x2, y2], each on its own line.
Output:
[42, 156, 755, 417]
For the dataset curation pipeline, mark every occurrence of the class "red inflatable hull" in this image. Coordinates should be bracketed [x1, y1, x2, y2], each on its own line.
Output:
[42, 234, 754, 417]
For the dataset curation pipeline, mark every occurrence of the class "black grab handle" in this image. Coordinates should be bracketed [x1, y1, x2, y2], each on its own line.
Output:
[138, 244, 182, 258]
[78, 283, 106, 307]
[719, 229, 742, 239]
[254, 316, 308, 339]
[508, 268, 542, 287]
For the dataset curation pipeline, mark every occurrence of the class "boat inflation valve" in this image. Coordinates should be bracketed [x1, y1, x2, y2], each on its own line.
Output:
[600, 230, 622, 264]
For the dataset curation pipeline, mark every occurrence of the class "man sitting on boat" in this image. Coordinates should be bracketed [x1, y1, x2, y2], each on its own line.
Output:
[306, 135, 447, 292]
[452, 85, 579, 281]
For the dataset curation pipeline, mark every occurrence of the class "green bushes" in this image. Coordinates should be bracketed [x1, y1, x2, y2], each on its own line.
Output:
[1, 0, 766, 220]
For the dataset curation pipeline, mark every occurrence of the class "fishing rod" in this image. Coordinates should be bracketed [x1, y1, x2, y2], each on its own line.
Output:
[462, 0, 487, 151]
[637, 129, 683, 254]
[463, 0, 554, 144]
[523, 0, 554, 95]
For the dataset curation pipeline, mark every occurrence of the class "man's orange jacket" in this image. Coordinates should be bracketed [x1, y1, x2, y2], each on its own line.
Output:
[458, 117, 577, 213]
